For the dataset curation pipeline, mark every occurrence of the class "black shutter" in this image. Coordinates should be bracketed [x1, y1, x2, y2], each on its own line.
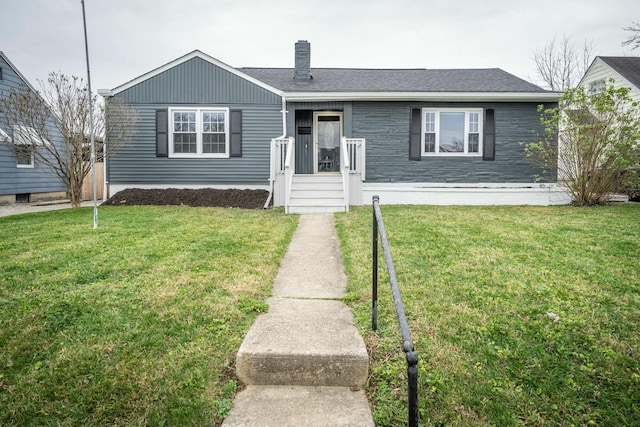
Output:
[156, 109, 168, 157]
[409, 108, 422, 161]
[230, 110, 242, 157]
[483, 108, 495, 161]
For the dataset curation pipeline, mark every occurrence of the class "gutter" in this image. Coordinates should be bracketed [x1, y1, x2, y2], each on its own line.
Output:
[282, 91, 562, 103]
[263, 96, 287, 209]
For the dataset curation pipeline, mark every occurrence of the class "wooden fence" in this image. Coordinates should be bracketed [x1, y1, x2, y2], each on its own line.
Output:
[81, 163, 104, 201]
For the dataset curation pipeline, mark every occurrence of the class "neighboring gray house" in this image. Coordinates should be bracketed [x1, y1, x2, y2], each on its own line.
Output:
[100, 41, 568, 213]
[0, 51, 67, 204]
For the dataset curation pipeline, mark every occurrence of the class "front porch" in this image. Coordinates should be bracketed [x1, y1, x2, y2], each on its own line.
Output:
[271, 137, 366, 214]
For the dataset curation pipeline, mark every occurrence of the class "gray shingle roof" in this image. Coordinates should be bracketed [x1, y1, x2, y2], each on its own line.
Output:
[599, 56, 640, 90]
[239, 67, 547, 93]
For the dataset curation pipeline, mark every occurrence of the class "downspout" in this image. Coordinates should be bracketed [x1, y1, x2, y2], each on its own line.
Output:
[263, 96, 287, 209]
[103, 97, 109, 202]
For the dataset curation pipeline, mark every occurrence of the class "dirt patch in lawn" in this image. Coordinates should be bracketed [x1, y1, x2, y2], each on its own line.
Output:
[102, 188, 270, 209]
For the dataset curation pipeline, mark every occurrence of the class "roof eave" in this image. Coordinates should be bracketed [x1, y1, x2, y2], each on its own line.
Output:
[282, 91, 562, 102]
[0, 51, 39, 93]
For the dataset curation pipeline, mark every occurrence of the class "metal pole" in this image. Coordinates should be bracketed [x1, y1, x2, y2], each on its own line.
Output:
[372, 195, 379, 331]
[81, 0, 97, 229]
[407, 360, 419, 427]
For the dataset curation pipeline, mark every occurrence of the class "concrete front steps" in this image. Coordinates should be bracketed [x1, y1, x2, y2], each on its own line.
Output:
[235, 298, 369, 387]
[287, 174, 347, 214]
[222, 215, 374, 427]
[224, 298, 372, 427]
[223, 385, 373, 427]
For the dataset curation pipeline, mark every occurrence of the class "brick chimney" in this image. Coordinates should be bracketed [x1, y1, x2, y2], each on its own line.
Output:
[294, 40, 312, 83]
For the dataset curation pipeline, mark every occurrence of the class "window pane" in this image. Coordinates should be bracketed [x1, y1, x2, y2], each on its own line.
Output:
[425, 112, 435, 133]
[424, 133, 435, 152]
[173, 133, 197, 153]
[439, 112, 464, 152]
[16, 146, 32, 165]
[203, 133, 226, 153]
[468, 133, 479, 153]
[469, 112, 479, 133]
[202, 111, 226, 154]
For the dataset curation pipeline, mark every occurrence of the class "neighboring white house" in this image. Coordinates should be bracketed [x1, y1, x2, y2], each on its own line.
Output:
[578, 56, 640, 201]
[579, 56, 640, 103]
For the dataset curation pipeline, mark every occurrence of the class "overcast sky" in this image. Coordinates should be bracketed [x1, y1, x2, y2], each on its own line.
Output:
[1, 0, 637, 94]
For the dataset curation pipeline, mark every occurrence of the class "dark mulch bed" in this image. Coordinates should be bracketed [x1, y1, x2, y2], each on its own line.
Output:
[102, 188, 270, 209]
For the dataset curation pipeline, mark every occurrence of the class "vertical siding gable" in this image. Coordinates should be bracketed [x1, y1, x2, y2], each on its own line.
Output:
[118, 57, 281, 105]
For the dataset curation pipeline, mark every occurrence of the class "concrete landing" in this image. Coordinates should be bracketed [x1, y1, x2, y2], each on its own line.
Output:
[223, 215, 373, 426]
[222, 385, 374, 427]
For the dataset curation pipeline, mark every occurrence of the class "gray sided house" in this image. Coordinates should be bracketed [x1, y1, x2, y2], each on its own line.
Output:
[100, 41, 567, 213]
[0, 52, 67, 203]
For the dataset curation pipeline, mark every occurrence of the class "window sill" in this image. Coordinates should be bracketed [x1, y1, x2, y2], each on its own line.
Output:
[168, 154, 230, 159]
[422, 153, 482, 157]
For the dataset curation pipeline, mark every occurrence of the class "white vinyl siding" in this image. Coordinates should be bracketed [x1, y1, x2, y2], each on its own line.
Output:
[581, 58, 640, 106]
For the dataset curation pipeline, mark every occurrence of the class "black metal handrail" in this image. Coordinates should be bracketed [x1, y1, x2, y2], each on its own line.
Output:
[372, 195, 419, 427]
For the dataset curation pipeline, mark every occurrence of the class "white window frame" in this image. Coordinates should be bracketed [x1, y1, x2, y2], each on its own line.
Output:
[421, 108, 483, 156]
[15, 144, 34, 168]
[13, 125, 48, 169]
[168, 107, 230, 158]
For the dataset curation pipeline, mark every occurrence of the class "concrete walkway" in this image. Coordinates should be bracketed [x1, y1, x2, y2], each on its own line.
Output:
[0, 200, 95, 218]
[223, 214, 374, 427]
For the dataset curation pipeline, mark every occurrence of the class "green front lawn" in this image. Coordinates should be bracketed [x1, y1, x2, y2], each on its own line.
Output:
[0, 206, 298, 426]
[2, 204, 638, 426]
[336, 204, 640, 426]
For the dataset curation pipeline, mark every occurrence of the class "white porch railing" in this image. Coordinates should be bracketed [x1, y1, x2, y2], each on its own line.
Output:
[344, 138, 366, 206]
[272, 136, 366, 210]
[344, 138, 366, 178]
[272, 137, 293, 208]
[340, 137, 351, 213]
[284, 137, 295, 213]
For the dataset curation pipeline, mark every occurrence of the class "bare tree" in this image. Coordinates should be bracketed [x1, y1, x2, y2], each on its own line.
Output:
[0, 72, 137, 207]
[622, 22, 640, 50]
[533, 35, 594, 91]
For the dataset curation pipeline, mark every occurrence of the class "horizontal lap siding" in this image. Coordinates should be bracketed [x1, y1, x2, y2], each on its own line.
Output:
[108, 57, 282, 186]
[108, 103, 280, 185]
[353, 101, 553, 183]
[0, 56, 67, 195]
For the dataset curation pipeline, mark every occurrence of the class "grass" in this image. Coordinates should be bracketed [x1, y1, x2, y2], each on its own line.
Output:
[0, 206, 298, 427]
[335, 204, 640, 426]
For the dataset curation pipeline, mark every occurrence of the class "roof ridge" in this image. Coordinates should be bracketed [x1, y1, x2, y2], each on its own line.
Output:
[238, 66, 505, 71]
